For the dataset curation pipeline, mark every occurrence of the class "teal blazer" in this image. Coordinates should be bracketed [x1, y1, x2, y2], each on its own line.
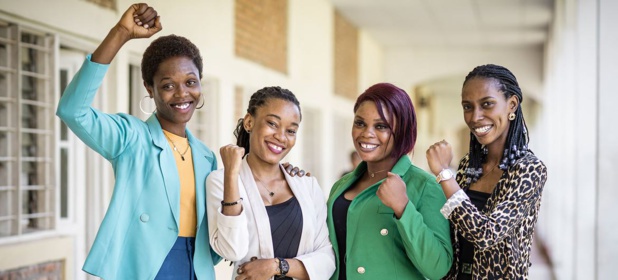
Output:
[327, 155, 453, 280]
[56, 56, 220, 279]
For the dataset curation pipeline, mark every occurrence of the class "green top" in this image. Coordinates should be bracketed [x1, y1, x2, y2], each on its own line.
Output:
[327, 155, 453, 280]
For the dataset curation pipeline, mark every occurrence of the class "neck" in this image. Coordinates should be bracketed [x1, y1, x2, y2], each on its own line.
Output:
[157, 115, 186, 137]
[246, 153, 282, 181]
[365, 157, 397, 177]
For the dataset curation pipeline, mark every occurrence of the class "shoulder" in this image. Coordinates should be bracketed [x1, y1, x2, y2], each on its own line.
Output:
[206, 169, 225, 186]
[509, 151, 547, 176]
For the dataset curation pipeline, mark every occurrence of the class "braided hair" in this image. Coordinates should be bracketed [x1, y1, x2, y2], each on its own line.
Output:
[234, 86, 301, 156]
[463, 64, 529, 183]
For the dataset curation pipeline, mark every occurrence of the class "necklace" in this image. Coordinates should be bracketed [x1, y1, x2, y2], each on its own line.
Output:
[368, 168, 389, 178]
[254, 176, 275, 197]
[164, 133, 190, 161]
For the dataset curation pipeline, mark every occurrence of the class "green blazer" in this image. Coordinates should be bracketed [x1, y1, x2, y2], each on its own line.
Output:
[327, 155, 453, 280]
[56, 55, 220, 279]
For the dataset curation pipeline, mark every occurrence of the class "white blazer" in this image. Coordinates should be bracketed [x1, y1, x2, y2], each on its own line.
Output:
[206, 157, 336, 280]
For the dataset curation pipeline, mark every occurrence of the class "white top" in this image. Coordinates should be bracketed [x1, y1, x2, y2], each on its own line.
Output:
[206, 157, 336, 280]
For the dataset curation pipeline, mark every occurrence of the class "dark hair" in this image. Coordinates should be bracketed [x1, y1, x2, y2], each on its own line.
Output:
[141, 34, 203, 87]
[234, 86, 301, 156]
[353, 83, 417, 159]
[463, 64, 529, 183]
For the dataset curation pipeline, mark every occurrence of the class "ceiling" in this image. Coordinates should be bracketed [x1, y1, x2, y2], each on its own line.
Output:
[330, 0, 554, 48]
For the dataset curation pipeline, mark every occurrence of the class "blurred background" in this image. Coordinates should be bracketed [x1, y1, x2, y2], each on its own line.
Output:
[0, 0, 616, 279]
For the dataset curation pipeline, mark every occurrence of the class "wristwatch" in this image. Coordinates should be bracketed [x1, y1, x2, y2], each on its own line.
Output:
[436, 169, 454, 183]
[277, 257, 289, 278]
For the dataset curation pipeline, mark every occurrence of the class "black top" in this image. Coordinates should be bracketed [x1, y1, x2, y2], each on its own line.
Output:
[266, 196, 303, 280]
[457, 189, 491, 280]
[332, 193, 353, 280]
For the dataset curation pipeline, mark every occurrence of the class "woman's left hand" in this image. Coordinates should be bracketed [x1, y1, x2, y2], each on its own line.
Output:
[377, 172, 409, 219]
[282, 162, 310, 177]
[235, 257, 278, 280]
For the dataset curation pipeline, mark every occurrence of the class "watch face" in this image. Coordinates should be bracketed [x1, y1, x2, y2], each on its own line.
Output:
[439, 169, 453, 181]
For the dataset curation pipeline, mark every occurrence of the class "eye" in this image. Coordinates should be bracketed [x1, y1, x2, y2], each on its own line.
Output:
[186, 80, 198, 86]
[162, 84, 175, 91]
[353, 120, 365, 127]
[376, 123, 389, 130]
[287, 129, 297, 135]
[462, 104, 471, 111]
[267, 121, 277, 128]
[482, 101, 494, 108]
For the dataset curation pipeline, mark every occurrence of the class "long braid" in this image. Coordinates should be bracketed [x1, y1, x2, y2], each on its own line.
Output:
[463, 64, 530, 183]
[234, 86, 301, 156]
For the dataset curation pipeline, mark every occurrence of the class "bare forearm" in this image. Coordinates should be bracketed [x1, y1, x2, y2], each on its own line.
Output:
[91, 25, 131, 64]
[222, 173, 242, 216]
[284, 258, 309, 280]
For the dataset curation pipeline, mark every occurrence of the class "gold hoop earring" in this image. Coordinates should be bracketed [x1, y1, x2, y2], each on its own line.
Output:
[508, 112, 516, 121]
[140, 95, 155, 115]
[196, 94, 205, 109]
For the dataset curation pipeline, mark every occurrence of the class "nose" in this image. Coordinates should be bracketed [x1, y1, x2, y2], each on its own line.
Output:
[472, 107, 484, 121]
[360, 126, 375, 138]
[175, 85, 190, 97]
[273, 128, 286, 142]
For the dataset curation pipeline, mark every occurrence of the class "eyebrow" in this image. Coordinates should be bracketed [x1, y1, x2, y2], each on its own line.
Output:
[355, 116, 386, 123]
[158, 72, 198, 83]
[267, 114, 299, 127]
[462, 96, 496, 103]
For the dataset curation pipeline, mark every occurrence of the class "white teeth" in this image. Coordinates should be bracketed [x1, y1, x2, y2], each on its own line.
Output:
[475, 125, 491, 133]
[173, 102, 190, 109]
[360, 143, 378, 149]
[268, 143, 283, 151]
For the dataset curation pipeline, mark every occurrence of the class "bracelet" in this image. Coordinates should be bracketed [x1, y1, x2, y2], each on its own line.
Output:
[221, 198, 243, 206]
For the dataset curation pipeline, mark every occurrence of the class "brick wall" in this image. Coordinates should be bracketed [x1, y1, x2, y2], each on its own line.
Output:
[334, 10, 359, 100]
[0, 260, 63, 280]
[235, 0, 288, 74]
[85, 0, 116, 10]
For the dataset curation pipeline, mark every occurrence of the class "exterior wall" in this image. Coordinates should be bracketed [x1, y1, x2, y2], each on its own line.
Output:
[0, 0, 379, 279]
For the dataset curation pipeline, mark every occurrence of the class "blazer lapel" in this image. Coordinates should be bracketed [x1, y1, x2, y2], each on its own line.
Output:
[186, 130, 214, 229]
[146, 114, 180, 229]
[239, 157, 275, 258]
[282, 168, 311, 253]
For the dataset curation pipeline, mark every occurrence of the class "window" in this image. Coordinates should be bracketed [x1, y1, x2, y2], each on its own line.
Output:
[0, 21, 55, 237]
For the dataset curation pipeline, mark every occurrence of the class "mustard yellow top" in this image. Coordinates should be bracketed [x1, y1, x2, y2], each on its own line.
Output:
[163, 129, 196, 237]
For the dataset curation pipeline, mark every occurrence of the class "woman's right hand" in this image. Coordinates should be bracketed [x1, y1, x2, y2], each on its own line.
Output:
[92, 3, 162, 64]
[220, 144, 245, 176]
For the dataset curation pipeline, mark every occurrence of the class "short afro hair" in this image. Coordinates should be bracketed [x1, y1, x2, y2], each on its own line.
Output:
[141, 34, 203, 87]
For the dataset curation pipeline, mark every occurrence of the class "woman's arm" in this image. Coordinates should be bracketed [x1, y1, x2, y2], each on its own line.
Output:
[55, 4, 162, 160]
[205, 170, 249, 261]
[393, 178, 454, 280]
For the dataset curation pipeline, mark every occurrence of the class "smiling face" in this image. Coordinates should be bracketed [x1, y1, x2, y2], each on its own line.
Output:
[462, 77, 518, 150]
[352, 101, 396, 166]
[244, 98, 301, 165]
[145, 56, 201, 136]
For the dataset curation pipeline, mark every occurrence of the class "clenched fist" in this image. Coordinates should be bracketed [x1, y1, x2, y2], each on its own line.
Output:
[426, 140, 453, 176]
[376, 172, 409, 219]
[220, 144, 245, 176]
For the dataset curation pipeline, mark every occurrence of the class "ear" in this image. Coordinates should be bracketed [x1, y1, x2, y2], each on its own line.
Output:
[143, 81, 154, 98]
[243, 113, 253, 131]
[508, 95, 519, 113]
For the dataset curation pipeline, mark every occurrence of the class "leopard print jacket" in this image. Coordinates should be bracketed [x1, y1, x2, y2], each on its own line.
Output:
[440, 151, 547, 280]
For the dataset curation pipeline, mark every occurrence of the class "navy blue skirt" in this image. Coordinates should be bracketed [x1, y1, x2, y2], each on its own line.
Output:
[155, 236, 196, 280]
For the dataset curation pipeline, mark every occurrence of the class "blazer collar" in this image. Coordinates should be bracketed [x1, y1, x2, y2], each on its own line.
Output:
[145, 114, 215, 229]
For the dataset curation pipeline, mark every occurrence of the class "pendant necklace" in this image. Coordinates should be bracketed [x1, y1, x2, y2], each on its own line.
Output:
[254, 176, 275, 197]
[368, 168, 389, 178]
[164, 133, 190, 161]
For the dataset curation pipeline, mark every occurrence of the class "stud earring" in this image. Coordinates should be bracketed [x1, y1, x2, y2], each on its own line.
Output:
[508, 112, 516, 121]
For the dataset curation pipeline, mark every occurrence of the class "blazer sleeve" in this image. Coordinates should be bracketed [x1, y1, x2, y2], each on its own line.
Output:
[293, 177, 336, 280]
[205, 170, 250, 261]
[448, 157, 548, 250]
[393, 178, 453, 280]
[56, 55, 134, 160]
